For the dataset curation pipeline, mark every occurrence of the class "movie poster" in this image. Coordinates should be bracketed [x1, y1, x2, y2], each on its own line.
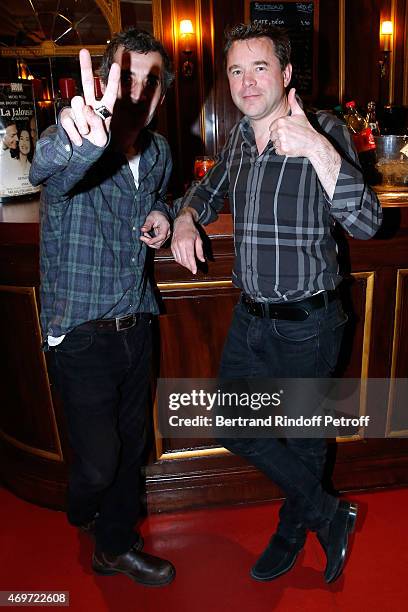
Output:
[0, 82, 41, 200]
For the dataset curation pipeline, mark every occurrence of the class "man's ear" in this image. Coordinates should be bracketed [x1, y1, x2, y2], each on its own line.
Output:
[283, 63, 292, 88]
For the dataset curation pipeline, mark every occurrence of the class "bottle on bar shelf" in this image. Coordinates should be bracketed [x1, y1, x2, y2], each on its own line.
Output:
[366, 101, 381, 136]
[344, 100, 380, 184]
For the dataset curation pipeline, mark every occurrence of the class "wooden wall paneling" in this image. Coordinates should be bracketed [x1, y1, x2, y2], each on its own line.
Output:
[347, 228, 407, 380]
[0, 286, 62, 461]
[392, 0, 408, 105]
[0, 440, 68, 509]
[391, 269, 408, 376]
[156, 0, 177, 192]
[345, 0, 382, 106]
[0, 224, 39, 286]
[146, 450, 285, 513]
[159, 0, 223, 190]
[386, 269, 408, 435]
[317, 0, 340, 105]
[0, 218, 69, 509]
[211, 0, 245, 150]
[197, 0, 217, 155]
[404, 0, 408, 104]
[362, 267, 398, 378]
[156, 281, 239, 456]
[169, 0, 203, 187]
[338, 0, 345, 104]
[0, 284, 69, 510]
[338, 272, 373, 379]
[335, 272, 375, 443]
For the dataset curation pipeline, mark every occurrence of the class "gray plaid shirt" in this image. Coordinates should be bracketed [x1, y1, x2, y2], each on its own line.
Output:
[30, 123, 172, 336]
[182, 111, 382, 301]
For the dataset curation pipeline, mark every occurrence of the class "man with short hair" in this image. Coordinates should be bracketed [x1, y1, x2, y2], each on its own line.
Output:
[30, 29, 175, 586]
[1, 121, 19, 152]
[172, 23, 382, 583]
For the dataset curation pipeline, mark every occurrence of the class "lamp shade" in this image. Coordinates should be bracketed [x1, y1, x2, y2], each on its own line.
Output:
[381, 21, 393, 35]
[180, 20, 194, 35]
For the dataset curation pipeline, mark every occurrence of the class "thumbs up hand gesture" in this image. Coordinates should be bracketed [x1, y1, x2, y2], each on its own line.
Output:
[269, 88, 318, 158]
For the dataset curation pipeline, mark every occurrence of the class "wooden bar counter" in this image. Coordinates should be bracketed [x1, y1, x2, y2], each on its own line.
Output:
[1, 191, 408, 512]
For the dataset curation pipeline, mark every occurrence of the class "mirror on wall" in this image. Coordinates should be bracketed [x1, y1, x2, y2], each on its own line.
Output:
[0, 0, 112, 48]
[0, 1, 157, 81]
[0, 1, 158, 130]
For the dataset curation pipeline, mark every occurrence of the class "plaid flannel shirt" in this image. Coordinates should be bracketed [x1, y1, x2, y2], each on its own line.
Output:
[181, 111, 382, 301]
[30, 123, 172, 336]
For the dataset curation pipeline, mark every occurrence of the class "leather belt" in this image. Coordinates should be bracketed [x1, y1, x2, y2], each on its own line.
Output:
[77, 312, 150, 332]
[241, 291, 337, 321]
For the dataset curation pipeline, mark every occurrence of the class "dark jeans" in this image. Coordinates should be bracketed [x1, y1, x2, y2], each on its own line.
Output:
[218, 295, 348, 539]
[49, 316, 152, 555]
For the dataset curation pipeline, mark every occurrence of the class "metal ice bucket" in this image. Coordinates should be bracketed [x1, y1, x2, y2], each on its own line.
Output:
[375, 135, 408, 186]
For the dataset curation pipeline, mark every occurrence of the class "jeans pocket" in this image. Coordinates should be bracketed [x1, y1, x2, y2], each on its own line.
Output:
[55, 329, 95, 354]
[272, 315, 319, 343]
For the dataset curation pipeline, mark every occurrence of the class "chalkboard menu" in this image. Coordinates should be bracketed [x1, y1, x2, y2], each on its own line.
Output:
[249, 1, 316, 97]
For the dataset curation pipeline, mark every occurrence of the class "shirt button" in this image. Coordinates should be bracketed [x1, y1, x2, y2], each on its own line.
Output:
[131, 257, 135, 262]
[132, 226, 136, 231]
[64, 144, 70, 152]
[247, 265, 252, 270]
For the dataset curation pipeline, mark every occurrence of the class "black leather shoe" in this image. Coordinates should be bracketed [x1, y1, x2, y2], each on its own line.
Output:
[92, 548, 175, 586]
[250, 534, 304, 581]
[317, 500, 358, 583]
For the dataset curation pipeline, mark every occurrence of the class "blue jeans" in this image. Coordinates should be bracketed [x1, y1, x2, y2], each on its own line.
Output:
[49, 316, 152, 555]
[218, 295, 348, 539]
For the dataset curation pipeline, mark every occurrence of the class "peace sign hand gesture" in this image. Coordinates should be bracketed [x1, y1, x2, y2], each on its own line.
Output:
[60, 49, 120, 148]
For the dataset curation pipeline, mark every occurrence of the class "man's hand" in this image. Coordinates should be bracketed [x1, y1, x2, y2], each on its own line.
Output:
[60, 49, 120, 147]
[140, 211, 171, 249]
[269, 88, 318, 158]
[270, 88, 341, 198]
[171, 208, 205, 275]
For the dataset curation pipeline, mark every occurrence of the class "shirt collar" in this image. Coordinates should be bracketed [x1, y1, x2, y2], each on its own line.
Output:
[239, 116, 256, 147]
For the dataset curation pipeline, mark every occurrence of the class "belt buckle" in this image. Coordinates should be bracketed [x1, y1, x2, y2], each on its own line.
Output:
[248, 302, 256, 316]
[248, 302, 260, 317]
[242, 294, 267, 318]
[115, 315, 133, 331]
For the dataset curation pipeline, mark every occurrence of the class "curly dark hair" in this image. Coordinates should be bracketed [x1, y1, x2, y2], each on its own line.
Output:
[224, 23, 291, 71]
[99, 28, 174, 92]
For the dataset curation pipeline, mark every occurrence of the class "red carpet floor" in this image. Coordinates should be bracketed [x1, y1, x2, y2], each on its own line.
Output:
[1, 486, 407, 612]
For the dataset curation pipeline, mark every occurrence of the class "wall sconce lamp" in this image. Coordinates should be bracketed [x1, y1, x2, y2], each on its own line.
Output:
[179, 19, 195, 78]
[379, 20, 393, 78]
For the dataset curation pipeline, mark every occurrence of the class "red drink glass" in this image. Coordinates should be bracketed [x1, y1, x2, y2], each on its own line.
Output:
[194, 156, 216, 180]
